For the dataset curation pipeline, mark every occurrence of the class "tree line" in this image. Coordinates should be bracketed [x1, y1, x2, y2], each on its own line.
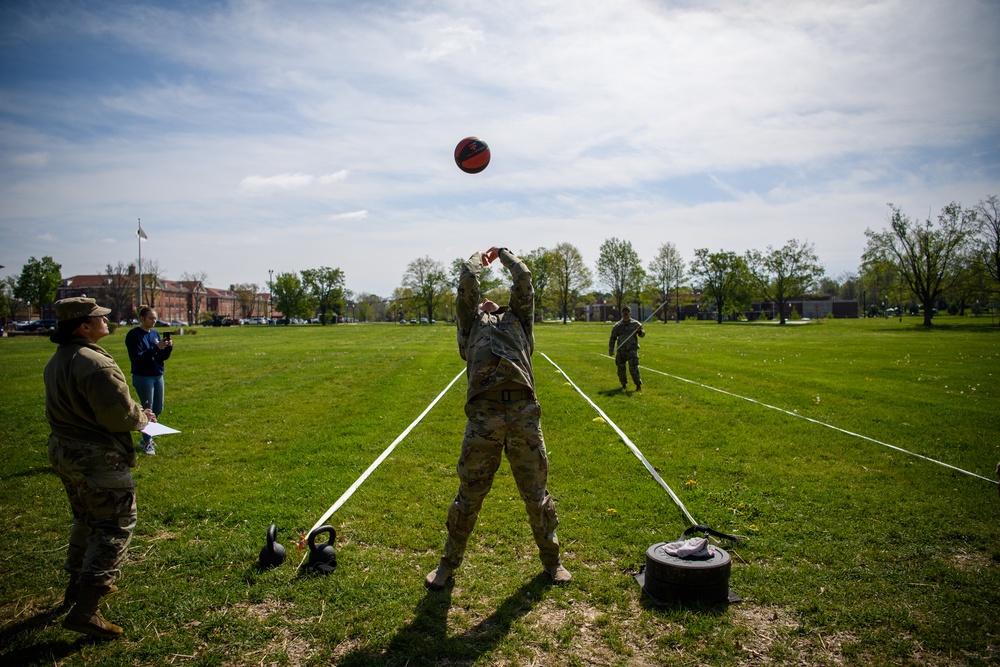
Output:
[4, 195, 997, 328]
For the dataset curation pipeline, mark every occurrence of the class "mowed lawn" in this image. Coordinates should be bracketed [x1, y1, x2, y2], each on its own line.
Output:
[0, 318, 997, 666]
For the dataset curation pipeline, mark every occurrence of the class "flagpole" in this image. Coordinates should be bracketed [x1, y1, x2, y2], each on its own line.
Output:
[137, 218, 143, 308]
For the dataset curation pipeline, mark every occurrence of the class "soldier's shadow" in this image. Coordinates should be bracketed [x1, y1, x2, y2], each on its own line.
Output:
[0, 603, 99, 664]
[337, 572, 551, 666]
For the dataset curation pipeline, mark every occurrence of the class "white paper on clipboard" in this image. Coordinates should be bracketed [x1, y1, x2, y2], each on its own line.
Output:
[142, 422, 181, 436]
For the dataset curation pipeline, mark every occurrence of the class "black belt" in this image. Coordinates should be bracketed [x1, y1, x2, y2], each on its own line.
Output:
[477, 387, 533, 402]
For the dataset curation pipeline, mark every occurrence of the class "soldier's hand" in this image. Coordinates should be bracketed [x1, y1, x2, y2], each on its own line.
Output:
[482, 247, 500, 265]
[143, 408, 157, 423]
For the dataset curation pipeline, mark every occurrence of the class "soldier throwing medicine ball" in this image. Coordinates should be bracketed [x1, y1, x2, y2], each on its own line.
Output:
[609, 306, 645, 391]
[44, 298, 156, 639]
[425, 247, 571, 590]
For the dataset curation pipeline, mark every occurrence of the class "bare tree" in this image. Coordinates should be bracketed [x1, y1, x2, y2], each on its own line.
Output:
[648, 242, 685, 322]
[104, 261, 137, 322]
[549, 243, 592, 323]
[974, 195, 1000, 320]
[180, 271, 209, 324]
[232, 283, 260, 319]
[864, 203, 978, 327]
[746, 239, 825, 325]
[138, 259, 164, 308]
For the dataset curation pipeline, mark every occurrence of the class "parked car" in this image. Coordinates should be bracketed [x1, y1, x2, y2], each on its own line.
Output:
[17, 318, 57, 332]
[169, 320, 188, 327]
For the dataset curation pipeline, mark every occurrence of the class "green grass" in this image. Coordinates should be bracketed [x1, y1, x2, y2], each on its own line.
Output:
[1, 317, 998, 666]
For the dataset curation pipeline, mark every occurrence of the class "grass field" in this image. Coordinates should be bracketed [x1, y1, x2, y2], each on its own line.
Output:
[1, 317, 998, 666]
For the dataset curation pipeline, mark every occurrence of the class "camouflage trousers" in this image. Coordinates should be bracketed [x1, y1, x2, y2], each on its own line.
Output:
[615, 349, 641, 387]
[48, 435, 137, 588]
[443, 397, 561, 569]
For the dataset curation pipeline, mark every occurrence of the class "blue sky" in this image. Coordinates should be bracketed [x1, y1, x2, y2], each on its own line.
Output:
[2, 0, 998, 298]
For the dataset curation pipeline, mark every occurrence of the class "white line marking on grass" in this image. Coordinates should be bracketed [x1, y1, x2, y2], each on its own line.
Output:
[541, 352, 698, 526]
[632, 359, 996, 485]
[307, 367, 466, 536]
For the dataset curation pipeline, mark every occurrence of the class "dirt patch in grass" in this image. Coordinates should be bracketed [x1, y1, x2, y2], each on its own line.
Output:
[515, 597, 672, 666]
[733, 605, 855, 666]
[225, 600, 313, 667]
[949, 550, 992, 573]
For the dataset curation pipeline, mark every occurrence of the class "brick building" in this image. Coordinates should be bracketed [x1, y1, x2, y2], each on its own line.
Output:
[56, 274, 262, 324]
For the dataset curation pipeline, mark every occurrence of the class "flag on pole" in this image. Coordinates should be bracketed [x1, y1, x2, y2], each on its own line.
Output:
[137, 219, 148, 240]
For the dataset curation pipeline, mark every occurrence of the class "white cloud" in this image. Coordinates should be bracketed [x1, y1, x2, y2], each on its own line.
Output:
[329, 210, 368, 220]
[1, 0, 997, 296]
[9, 152, 49, 168]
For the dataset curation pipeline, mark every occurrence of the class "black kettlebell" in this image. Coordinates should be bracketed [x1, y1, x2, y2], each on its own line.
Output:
[306, 525, 337, 574]
[258, 524, 286, 569]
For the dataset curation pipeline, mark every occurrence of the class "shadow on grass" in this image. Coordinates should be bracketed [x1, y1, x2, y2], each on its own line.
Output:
[0, 602, 107, 666]
[597, 386, 641, 398]
[862, 320, 1000, 333]
[1, 467, 57, 482]
[337, 572, 551, 666]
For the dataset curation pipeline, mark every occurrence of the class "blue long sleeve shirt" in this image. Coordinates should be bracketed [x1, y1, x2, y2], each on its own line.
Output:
[125, 327, 173, 377]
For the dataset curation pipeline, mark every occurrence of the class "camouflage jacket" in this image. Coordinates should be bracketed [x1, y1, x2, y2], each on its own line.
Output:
[457, 248, 535, 401]
[609, 318, 644, 355]
[44, 338, 149, 467]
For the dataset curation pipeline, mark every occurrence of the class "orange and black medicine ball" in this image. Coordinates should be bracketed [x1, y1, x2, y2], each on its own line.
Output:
[454, 137, 491, 174]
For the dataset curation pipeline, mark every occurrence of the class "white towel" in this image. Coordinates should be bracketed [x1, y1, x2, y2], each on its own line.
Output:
[664, 537, 710, 558]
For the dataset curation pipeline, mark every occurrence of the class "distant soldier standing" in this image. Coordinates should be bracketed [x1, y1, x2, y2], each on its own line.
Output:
[45, 298, 155, 638]
[609, 306, 645, 391]
[425, 246, 571, 590]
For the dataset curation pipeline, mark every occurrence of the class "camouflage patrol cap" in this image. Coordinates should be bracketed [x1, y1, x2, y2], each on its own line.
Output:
[55, 297, 111, 322]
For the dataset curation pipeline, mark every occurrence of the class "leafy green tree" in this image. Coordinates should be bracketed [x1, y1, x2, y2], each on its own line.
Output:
[549, 242, 592, 324]
[391, 286, 415, 321]
[0, 276, 18, 327]
[302, 266, 347, 325]
[648, 242, 685, 322]
[858, 255, 906, 318]
[864, 203, 978, 327]
[402, 256, 448, 322]
[521, 247, 554, 320]
[272, 272, 310, 323]
[689, 249, 751, 323]
[14, 256, 62, 319]
[596, 237, 643, 313]
[745, 239, 825, 325]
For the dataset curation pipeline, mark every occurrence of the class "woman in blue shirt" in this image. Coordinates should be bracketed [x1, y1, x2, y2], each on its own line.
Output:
[125, 306, 173, 455]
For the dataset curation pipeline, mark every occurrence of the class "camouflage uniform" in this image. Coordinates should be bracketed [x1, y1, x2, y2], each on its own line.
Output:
[441, 248, 561, 570]
[45, 337, 148, 588]
[609, 316, 645, 389]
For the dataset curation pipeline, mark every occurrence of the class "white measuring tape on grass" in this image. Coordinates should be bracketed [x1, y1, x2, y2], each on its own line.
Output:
[306, 367, 466, 536]
[540, 351, 699, 526]
[631, 359, 996, 485]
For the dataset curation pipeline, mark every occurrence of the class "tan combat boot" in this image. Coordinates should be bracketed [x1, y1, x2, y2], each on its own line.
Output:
[424, 559, 455, 591]
[62, 583, 123, 639]
[63, 574, 117, 608]
[545, 563, 573, 583]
